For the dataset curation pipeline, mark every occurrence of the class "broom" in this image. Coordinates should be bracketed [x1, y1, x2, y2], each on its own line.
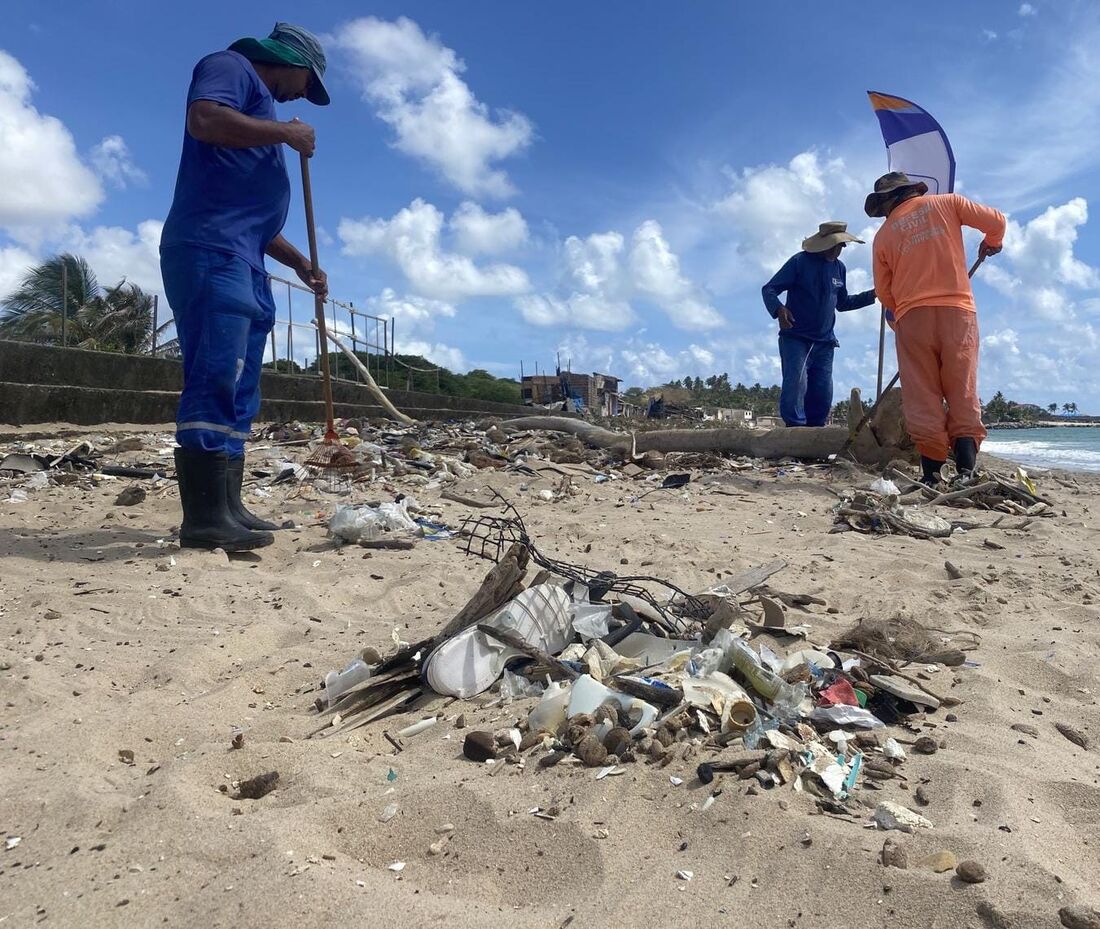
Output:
[299, 152, 355, 472]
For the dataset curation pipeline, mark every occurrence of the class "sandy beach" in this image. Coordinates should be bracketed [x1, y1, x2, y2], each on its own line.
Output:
[2, 422, 1099, 929]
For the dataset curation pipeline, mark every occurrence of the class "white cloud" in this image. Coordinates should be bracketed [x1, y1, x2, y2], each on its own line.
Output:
[66, 219, 164, 296]
[396, 338, 467, 372]
[338, 198, 530, 301]
[0, 243, 38, 299]
[983, 28, 999, 41]
[515, 230, 634, 330]
[0, 50, 103, 240]
[448, 202, 527, 254]
[714, 151, 869, 274]
[516, 292, 635, 331]
[364, 287, 456, 329]
[518, 222, 720, 332]
[629, 220, 723, 330]
[89, 135, 147, 189]
[335, 17, 532, 197]
[1019, 3, 1036, 16]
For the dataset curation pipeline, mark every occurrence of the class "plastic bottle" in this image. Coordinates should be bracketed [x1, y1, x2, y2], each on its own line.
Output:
[729, 639, 807, 714]
[324, 657, 373, 706]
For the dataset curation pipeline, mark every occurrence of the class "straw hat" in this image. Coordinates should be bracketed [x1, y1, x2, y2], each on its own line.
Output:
[864, 172, 929, 217]
[802, 221, 864, 253]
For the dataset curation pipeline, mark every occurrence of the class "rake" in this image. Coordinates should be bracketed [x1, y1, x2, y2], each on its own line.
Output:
[299, 152, 356, 475]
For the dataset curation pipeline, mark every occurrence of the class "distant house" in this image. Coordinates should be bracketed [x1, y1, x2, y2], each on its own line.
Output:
[704, 407, 754, 424]
[521, 371, 622, 415]
[754, 414, 782, 430]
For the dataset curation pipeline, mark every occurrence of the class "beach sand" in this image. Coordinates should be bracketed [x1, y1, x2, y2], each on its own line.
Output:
[2, 426, 1099, 929]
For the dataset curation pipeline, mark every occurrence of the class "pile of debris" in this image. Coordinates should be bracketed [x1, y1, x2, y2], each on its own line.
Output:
[312, 507, 980, 828]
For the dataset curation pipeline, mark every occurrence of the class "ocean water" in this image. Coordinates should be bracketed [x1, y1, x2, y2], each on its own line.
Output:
[983, 426, 1100, 472]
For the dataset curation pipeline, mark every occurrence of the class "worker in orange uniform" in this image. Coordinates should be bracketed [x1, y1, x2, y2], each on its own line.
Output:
[866, 172, 1006, 485]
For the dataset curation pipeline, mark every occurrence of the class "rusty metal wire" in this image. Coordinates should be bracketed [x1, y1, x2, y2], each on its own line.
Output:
[460, 494, 707, 635]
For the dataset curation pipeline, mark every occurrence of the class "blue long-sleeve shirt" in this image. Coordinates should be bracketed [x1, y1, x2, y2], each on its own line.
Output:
[761, 251, 876, 343]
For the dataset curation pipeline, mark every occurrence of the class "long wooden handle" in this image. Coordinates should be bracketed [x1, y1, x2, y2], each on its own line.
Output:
[299, 152, 336, 438]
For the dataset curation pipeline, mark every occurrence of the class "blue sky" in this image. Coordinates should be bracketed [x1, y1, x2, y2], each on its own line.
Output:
[3, 0, 1100, 410]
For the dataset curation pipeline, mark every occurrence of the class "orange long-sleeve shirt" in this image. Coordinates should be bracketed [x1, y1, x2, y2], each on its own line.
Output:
[872, 193, 1006, 322]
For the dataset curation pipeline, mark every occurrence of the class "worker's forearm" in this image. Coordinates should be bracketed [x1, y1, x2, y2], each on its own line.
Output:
[187, 102, 291, 149]
[265, 234, 309, 272]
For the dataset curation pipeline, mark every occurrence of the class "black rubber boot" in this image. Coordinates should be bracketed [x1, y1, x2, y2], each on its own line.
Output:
[226, 457, 281, 532]
[953, 437, 978, 475]
[920, 456, 946, 487]
[174, 448, 274, 551]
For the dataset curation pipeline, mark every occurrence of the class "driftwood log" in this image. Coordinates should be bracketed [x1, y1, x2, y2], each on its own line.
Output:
[500, 416, 849, 461]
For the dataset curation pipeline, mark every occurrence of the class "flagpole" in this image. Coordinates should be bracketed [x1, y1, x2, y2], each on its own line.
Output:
[876, 308, 886, 400]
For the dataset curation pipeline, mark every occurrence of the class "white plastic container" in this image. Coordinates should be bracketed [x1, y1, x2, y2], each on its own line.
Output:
[323, 657, 372, 707]
[566, 674, 657, 734]
[527, 680, 573, 734]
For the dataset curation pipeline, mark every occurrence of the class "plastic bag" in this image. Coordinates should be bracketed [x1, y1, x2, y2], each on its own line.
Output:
[500, 669, 545, 701]
[572, 603, 612, 640]
[871, 477, 900, 496]
[328, 501, 418, 543]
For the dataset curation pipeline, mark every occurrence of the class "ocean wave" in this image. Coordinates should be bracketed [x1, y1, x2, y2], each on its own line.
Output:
[983, 434, 1100, 472]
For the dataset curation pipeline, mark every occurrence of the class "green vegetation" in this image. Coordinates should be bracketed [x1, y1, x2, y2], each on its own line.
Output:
[295, 351, 522, 403]
[0, 253, 172, 354]
[650, 375, 782, 415]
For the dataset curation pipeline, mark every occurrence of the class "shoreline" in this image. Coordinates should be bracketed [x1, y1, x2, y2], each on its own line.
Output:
[987, 419, 1099, 429]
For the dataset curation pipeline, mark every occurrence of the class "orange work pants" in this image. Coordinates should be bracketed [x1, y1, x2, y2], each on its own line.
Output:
[894, 306, 986, 462]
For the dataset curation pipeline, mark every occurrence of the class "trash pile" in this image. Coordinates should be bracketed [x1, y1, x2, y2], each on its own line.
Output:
[832, 468, 1053, 539]
[313, 507, 980, 826]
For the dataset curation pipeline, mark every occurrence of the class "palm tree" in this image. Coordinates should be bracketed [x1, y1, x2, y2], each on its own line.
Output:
[1048, 403, 1058, 415]
[0, 253, 170, 354]
[0, 254, 97, 344]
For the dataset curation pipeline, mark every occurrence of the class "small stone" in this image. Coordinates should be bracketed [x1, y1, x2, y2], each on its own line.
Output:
[519, 730, 547, 752]
[462, 731, 497, 763]
[915, 786, 931, 806]
[1055, 723, 1091, 750]
[118, 749, 135, 765]
[574, 734, 608, 768]
[453, 714, 467, 730]
[956, 860, 987, 884]
[114, 485, 146, 506]
[881, 838, 908, 869]
[1011, 723, 1039, 738]
[945, 713, 958, 723]
[913, 736, 939, 755]
[603, 726, 631, 757]
[917, 850, 957, 873]
[1059, 905, 1100, 929]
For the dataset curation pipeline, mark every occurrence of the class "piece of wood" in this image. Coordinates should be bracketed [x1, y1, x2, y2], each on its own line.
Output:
[723, 559, 788, 596]
[926, 481, 999, 507]
[315, 324, 415, 425]
[476, 624, 579, 680]
[610, 675, 684, 709]
[441, 489, 498, 509]
[359, 538, 416, 550]
[499, 416, 849, 461]
[437, 542, 530, 642]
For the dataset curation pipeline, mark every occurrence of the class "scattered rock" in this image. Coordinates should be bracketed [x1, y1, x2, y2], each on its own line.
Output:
[462, 731, 497, 762]
[1055, 723, 1091, 750]
[114, 486, 146, 506]
[575, 734, 608, 768]
[234, 771, 279, 800]
[538, 750, 568, 768]
[603, 726, 631, 757]
[881, 838, 908, 869]
[1059, 905, 1100, 929]
[519, 730, 547, 752]
[117, 749, 135, 765]
[917, 850, 957, 873]
[913, 736, 939, 755]
[956, 860, 987, 884]
[453, 714, 466, 730]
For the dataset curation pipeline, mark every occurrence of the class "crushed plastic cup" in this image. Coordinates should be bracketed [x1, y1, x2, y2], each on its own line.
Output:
[528, 680, 573, 734]
[567, 674, 657, 735]
[500, 669, 545, 701]
[324, 656, 373, 706]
